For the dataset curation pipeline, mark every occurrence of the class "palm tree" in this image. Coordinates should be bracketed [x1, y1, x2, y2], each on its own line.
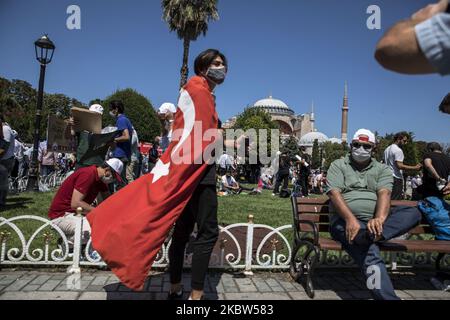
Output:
[162, 0, 219, 88]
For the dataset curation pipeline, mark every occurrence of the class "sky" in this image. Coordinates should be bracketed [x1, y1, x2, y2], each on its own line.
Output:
[0, 0, 449, 143]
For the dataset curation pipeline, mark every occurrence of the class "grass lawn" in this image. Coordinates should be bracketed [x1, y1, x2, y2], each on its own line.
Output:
[1, 188, 319, 227]
[219, 188, 310, 226]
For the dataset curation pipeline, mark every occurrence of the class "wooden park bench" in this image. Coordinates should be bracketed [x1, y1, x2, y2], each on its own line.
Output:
[290, 197, 450, 298]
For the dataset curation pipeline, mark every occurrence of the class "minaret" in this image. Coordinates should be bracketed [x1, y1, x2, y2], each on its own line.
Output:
[341, 82, 349, 144]
[310, 101, 315, 132]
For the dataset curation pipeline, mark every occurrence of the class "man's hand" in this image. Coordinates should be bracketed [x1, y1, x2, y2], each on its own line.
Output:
[367, 217, 385, 238]
[345, 217, 361, 243]
[414, 163, 423, 170]
[412, 0, 448, 22]
[443, 184, 450, 195]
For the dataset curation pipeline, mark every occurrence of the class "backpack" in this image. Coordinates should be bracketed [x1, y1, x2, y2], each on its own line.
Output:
[418, 197, 450, 241]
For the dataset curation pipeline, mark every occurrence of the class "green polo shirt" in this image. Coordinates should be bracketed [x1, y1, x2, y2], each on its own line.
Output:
[327, 155, 393, 224]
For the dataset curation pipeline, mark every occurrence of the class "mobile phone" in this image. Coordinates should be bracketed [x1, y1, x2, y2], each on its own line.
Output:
[446, 1, 450, 14]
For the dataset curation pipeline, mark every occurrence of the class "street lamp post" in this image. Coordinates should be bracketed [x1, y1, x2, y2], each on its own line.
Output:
[26, 35, 55, 192]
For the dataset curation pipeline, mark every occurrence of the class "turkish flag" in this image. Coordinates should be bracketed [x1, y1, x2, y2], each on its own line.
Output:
[87, 76, 219, 291]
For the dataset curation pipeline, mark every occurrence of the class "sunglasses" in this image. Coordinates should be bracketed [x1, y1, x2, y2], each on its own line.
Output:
[351, 142, 373, 150]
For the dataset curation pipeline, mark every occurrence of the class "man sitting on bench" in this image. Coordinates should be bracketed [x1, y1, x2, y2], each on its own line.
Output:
[326, 129, 422, 300]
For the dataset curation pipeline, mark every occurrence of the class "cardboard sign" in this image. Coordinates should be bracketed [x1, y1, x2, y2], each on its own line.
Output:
[71, 107, 102, 134]
[46, 115, 76, 153]
[78, 130, 118, 166]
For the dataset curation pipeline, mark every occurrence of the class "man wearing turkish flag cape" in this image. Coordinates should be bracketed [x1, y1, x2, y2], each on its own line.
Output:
[87, 49, 228, 300]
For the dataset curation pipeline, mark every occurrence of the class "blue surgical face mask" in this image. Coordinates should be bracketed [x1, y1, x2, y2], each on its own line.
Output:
[351, 146, 372, 164]
[206, 66, 226, 85]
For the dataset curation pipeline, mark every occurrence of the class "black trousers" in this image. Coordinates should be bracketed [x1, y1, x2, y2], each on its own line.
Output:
[300, 175, 309, 196]
[274, 172, 289, 194]
[169, 185, 219, 291]
[391, 177, 404, 200]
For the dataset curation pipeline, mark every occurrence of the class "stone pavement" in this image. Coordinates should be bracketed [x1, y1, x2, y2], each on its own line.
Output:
[0, 268, 449, 300]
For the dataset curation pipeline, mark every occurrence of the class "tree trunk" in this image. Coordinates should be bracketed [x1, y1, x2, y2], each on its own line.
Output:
[179, 37, 190, 89]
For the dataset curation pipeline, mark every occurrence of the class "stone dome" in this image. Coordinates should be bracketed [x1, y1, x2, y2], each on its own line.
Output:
[299, 131, 329, 146]
[253, 96, 294, 116]
[329, 137, 342, 144]
[254, 96, 289, 109]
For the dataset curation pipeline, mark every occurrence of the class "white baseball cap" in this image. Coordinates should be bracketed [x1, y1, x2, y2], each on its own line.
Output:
[105, 158, 123, 183]
[352, 129, 376, 144]
[89, 104, 104, 115]
[158, 102, 177, 114]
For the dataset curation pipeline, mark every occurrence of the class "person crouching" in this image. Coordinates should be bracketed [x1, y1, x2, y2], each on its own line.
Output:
[48, 158, 123, 246]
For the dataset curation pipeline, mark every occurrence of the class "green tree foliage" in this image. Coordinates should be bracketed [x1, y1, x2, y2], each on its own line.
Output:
[415, 141, 428, 162]
[0, 77, 84, 143]
[281, 135, 300, 158]
[374, 132, 393, 162]
[443, 143, 450, 157]
[233, 107, 278, 132]
[311, 139, 321, 169]
[232, 107, 279, 160]
[101, 89, 161, 143]
[322, 141, 348, 169]
[162, 0, 219, 88]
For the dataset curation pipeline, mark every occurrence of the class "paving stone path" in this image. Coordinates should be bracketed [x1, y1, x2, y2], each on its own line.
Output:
[0, 268, 449, 300]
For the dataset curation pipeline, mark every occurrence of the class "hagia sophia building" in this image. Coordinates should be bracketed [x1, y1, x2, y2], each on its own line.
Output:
[222, 83, 350, 155]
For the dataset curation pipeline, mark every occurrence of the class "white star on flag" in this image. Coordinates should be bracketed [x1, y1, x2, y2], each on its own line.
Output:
[151, 159, 170, 183]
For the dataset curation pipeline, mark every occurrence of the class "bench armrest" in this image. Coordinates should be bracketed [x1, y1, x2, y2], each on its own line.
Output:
[297, 219, 320, 246]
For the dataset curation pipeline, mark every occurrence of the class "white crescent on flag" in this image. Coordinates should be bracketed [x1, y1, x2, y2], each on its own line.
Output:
[150, 89, 195, 184]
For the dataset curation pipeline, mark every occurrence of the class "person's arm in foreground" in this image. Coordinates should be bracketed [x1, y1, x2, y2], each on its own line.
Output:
[368, 189, 391, 238]
[71, 189, 95, 214]
[328, 190, 361, 243]
[375, 0, 448, 74]
[396, 160, 422, 171]
[424, 158, 444, 180]
[114, 128, 130, 143]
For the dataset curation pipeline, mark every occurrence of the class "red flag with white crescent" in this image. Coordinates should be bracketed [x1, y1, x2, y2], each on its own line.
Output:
[87, 76, 219, 291]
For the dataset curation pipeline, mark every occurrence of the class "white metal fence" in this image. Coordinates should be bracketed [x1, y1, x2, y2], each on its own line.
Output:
[9, 172, 67, 194]
[0, 214, 448, 275]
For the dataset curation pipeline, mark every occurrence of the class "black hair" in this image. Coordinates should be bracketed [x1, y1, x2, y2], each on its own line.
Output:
[393, 132, 408, 142]
[427, 142, 442, 152]
[194, 49, 228, 76]
[0, 114, 4, 122]
[101, 162, 110, 169]
[110, 100, 124, 114]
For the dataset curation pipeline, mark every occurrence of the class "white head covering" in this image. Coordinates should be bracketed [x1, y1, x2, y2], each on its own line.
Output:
[89, 104, 104, 115]
[352, 129, 376, 144]
[158, 102, 177, 114]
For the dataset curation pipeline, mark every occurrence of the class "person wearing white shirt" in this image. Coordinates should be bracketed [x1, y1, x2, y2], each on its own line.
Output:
[0, 117, 16, 206]
[126, 128, 140, 182]
[158, 102, 177, 152]
[383, 132, 422, 200]
[221, 171, 241, 194]
[218, 152, 234, 176]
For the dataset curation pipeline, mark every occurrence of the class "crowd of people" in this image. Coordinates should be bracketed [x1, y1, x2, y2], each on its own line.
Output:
[0, 0, 449, 301]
